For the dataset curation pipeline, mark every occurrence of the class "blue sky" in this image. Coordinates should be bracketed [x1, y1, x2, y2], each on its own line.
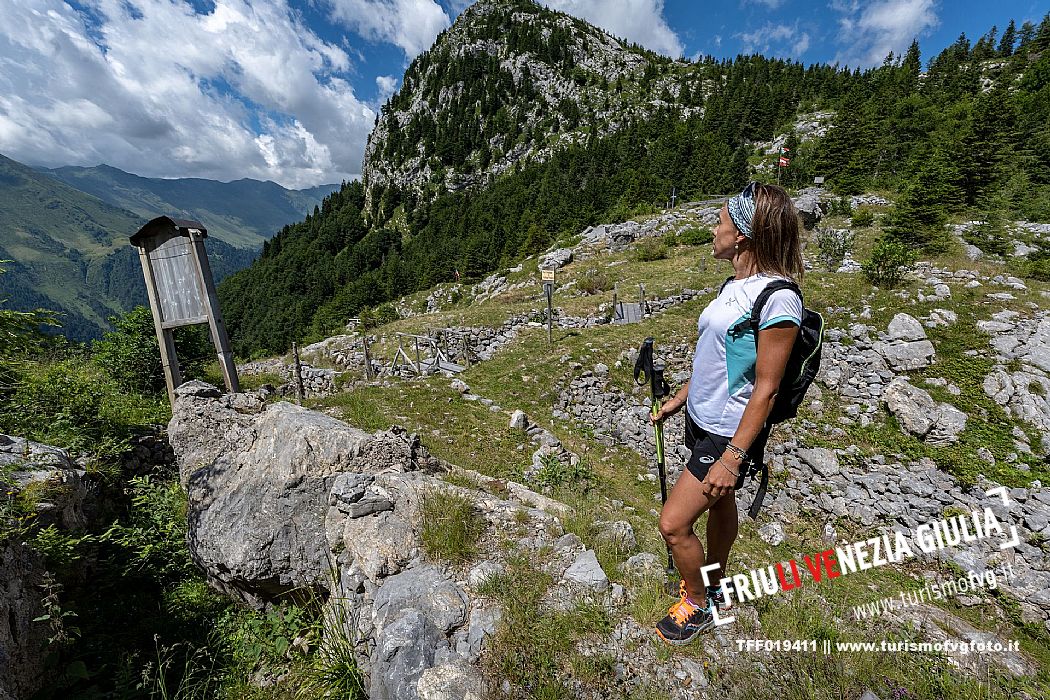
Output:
[0, 0, 1045, 188]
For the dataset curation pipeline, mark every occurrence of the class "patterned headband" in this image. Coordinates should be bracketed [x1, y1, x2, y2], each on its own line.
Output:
[727, 181, 759, 239]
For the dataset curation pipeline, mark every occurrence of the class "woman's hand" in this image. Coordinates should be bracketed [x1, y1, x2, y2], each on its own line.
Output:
[701, 455, 740, 499]
[650, 402, 677, 424]
[650, 379, 689, 424]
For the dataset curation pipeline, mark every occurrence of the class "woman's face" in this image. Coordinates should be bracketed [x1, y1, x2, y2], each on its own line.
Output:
[712, 203, 744, 260]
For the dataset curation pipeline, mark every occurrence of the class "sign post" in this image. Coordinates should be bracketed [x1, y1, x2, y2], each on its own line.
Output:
[541, 268, 556, 345]
[130, 216, 239, 407]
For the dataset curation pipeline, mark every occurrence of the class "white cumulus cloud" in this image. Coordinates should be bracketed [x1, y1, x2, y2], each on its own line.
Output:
[832, 0, 939, 67]
[0, 0, 378, 188]
[376, 74, 400, 100]
[541, 0, 684, 57]
[326, 0, 452, 58]
[737, 21, 811, 58]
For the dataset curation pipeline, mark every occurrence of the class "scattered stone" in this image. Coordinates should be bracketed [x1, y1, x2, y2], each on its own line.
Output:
[620, 552, 664, 579]
[797, 448, 840, 477]
[758, 522, 785, 546]
[563, 550, 610, 591]
[794, 193, 823, 230]
[594, 520, 637, 552]
[509, 410, 529, 431]
[541, 248, 574, 270]
[416, 661, 485, 700]
[878, 314, 936, 370]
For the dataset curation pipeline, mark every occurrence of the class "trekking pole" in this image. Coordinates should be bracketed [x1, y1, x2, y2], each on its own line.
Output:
[634, 337, 678, 590]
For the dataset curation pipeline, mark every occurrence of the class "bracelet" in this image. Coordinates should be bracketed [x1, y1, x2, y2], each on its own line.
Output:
[716, 458, 740, 478]
[726, 442, 750, 462]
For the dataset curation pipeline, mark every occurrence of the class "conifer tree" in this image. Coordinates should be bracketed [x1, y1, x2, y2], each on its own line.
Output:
[999, 20, 1017, 56]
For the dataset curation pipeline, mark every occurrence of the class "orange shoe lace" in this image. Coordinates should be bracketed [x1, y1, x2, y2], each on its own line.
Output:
[667, 596, 701, 625]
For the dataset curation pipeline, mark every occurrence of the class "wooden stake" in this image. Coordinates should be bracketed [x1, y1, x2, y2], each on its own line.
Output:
[362, 335, 374, 381]
[292, 342, 305, 404]
[137, 246, 181, 407]
[186, 230, 239, 393]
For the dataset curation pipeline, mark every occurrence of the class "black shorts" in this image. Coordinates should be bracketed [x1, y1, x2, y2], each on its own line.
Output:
[684, 412, 770, 490]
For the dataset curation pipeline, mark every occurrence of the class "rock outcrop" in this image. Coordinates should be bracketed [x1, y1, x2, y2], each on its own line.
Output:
[167, 382, 630, 699]
[0, 435, 100, 700]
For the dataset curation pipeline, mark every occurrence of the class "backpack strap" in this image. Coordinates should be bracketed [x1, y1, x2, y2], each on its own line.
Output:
[718, 275, 735, 295]
[733, 279, 802, 335]
[746, 460, 769, 519]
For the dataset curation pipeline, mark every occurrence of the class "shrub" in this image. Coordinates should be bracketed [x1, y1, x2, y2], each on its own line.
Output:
[419, 489, 485, 563]
[813, 227, 856, 271]
[577, 268, 612, 295]
[964, 195, 1011, 257]
[633, 238, 669, 262]
[676, 227, 713, 246]
[1013, 249, 1050, 282]
[863, 237, 918, 289]
[0, 358, 167, 459]
[359, 302, 400, 329]
[92, 307, 213, 395]
[851, 208, 875, 228]
[100, 476, 195, 581]
[827, 197, 853, 217]
[531, 453, 595, 492]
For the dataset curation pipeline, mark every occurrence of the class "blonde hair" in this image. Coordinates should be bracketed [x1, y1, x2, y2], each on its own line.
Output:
[746, 183, 804, 282]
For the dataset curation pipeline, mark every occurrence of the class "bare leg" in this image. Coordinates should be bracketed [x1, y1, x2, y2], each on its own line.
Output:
[705, 491, 739, 586]
[658, 468, 720, 605]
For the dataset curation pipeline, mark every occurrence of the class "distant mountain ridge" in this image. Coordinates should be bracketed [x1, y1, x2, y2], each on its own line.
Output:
[0, 153, 322, 340]
[40, 163, 340, 250]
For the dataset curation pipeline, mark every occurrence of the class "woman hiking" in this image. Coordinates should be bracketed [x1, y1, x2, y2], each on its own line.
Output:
[651, 181, 804, 645]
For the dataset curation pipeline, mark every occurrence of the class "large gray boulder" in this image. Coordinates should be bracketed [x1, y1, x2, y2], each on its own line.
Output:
[0, 434, 96, 531]
[373, 566, 468, 634]
[794, 193, 823, 230]
[877, 314, 936, 371]
[371, 609, 447, 700]
[883, 379, 967, 445]
[167, 384, 585, 696]
[169, 383, 427, 605]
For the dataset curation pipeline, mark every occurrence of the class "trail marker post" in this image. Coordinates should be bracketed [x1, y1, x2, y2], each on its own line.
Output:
[130, 216, 239, 407]
[541, 268, 556, 345]
[291, 342, 305, 404]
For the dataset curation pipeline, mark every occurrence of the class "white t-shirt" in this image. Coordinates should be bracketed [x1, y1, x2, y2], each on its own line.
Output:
[686, 273, 803, 437]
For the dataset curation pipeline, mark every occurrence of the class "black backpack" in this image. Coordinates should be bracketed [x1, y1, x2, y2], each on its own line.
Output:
[720, 275, 825, 424]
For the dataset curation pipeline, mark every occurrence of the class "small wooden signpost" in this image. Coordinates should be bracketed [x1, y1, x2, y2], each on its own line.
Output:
[130, 216, 239, 407]
[541, 268, 556, 345]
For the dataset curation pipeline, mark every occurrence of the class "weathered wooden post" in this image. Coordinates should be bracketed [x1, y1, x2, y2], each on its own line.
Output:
[130, 216, 239, 407]
[541, 268, 556, 345]
[362, 335, 374, 381]
[291, 342, 305, 404]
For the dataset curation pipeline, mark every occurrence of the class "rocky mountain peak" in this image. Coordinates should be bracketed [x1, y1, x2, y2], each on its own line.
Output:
[361, 0, 697, 218]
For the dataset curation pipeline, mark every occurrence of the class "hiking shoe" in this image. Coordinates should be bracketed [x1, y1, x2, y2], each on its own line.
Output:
[656, 594, 714, 645]
[674, 580, 732, 612]
[707, 584, 732, 612]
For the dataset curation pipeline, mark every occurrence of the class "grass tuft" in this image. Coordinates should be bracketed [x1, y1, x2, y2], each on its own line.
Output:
[420, 488, 486, 564]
